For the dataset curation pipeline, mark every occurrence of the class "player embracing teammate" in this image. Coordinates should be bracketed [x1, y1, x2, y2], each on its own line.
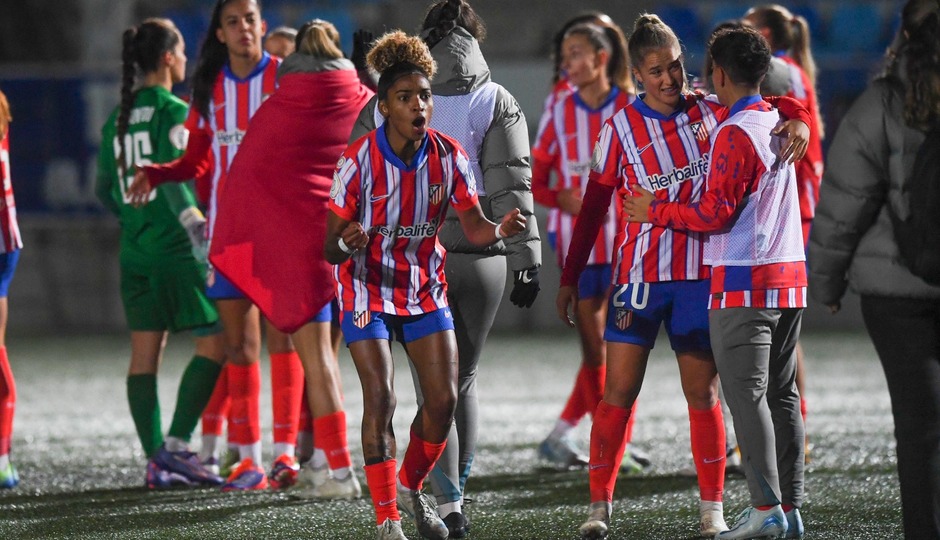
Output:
[625, 24, 811, 540]
[562, 13, 812, 540]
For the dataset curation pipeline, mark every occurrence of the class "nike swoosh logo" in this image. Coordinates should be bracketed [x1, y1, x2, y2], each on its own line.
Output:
[637, 142, 654, 155]
[370, 194, 390, 203]
[703, 456, 725, 464]
[378, 499, 395, 506]
[588, 464, 608, 470]
[521, 270, 533, 284]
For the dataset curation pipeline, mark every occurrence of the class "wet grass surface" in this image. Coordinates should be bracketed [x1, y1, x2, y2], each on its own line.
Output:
[0, 331, 901, 539]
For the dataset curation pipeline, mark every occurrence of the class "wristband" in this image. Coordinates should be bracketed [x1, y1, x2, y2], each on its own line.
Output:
[337, 237, 355, 255]
[494, 223, 506, 240]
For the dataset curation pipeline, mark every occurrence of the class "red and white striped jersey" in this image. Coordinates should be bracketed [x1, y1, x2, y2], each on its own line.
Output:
[0, 132, 22, 254]
[330, 127, 479, 315]
[591, 95, 721, 283]
[186, 54, 280, 240]
[778, 53, 823, 233]
[532, 80, 574, 241]
[532, 87, 631, 267]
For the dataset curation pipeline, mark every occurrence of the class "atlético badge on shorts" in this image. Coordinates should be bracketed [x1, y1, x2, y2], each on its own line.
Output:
[353, 310, 371, 329]
[428, 183, 443, 205]
[615, 308, 633, 331]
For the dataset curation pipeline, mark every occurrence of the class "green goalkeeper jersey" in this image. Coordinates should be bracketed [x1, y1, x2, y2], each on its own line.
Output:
[96, 85, 199, 264]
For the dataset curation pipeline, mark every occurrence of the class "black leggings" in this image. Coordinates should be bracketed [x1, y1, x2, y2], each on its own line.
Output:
[862, 295, 940, 540]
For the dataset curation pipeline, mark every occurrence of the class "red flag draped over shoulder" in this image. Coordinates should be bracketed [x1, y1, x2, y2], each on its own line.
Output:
[210, 66, 373, 333]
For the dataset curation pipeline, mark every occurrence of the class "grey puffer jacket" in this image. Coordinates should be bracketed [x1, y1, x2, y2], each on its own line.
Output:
[349, 27, 540, 272]
[808, 64, 940, 304]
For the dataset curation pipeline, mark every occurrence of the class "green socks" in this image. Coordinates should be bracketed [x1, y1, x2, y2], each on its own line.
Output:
[167, 356, 223, 443]
[127, 374, 162, 457]
[128, 357, 222, 456]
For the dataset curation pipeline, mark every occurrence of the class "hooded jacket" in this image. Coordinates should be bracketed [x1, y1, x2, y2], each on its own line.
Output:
[808, 54, 940, 303]
[210, 55, 374, 332]
[350, 27, 540, 272]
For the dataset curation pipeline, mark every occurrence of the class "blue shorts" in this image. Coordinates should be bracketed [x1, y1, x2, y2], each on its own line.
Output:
[547, 231, 558, 253]
[604, 280, 711, 352]
[579, 264, 611, 299]
[206, 268, 245, 300]
[310, 302, 332, 323]
[341, 307, 454, 345]
[0, 250, 19, 298]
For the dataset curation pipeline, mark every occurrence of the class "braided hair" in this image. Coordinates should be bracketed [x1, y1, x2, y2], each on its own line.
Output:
[367, 31, 437, 100]
[422, 0, 487, 49]
[117, 18, 180, 177]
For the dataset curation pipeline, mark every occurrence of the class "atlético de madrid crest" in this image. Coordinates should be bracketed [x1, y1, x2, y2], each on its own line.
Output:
[615, 308, 633, 331]
[429, 183, 443, 205]
[353, 310, 371, 329]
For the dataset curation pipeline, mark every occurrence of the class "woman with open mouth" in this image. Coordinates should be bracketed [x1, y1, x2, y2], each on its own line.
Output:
[324, 30, 527, 540]
[347, 2, 543, 535]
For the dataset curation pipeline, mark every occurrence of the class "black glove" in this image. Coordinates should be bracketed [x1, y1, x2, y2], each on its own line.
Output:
[351, 29, 374, 72]
[510, 267, 540, 308]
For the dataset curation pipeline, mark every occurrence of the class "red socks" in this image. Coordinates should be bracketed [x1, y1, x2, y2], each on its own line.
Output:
[560, 364, 606, 425]
[227, 362, 261, 446]
[365, 460, 401, 524]
[589, 400, 631, 503]
[202, 362, 231, 436]
[314, 411, 352, 470]
[624, 401, 638, 444]
[0, 347, 15, 456]
[689, 402, 726, 502]
[270, 352, 304, 448]
[398, 429, 446, 492]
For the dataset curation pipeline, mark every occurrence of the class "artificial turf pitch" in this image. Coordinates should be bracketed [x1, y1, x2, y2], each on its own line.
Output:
[0, 331, 902, 539]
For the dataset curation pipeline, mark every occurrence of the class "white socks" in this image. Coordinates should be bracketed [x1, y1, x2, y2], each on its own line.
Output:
[548, 419, 576, 441]
[164, 436, 188, 453]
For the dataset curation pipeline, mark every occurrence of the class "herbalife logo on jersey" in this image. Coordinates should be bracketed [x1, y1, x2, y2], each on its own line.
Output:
[647, 153, 709, 191]
[372, 218, 440, 239]
[216, 130, 246, 146]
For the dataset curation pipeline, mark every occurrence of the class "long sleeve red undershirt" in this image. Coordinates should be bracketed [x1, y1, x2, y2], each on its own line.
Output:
[559, 177, 614, 287]
[142, 127, 213, 187]
[531, 155, 560, 208]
